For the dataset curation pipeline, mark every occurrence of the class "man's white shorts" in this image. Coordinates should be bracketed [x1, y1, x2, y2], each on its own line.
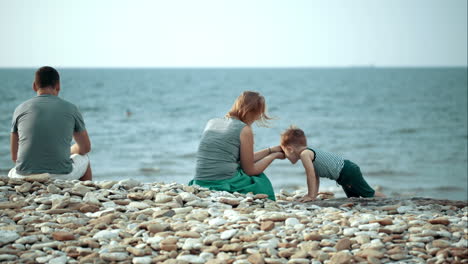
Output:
[8, 154, 90, 181]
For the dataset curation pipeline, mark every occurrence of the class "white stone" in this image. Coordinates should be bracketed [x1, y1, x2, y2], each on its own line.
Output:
[177, 254, 206, 264]
[397, 205, 414, 214]
[100, 252, 129, 261]
[321, 246, 337, 252]
[182, 238, 203, 250]
[83, 192, 101, 205]
[179, 192, 198, 202]
[285, 218, 300, 227]
[36, 255, 54, 263]
[265, 258, 288, 264]
[208, 217, 226, 226]
[233, 260, 250, 264]
[358, 223, 380, 231]
[220, 229, 238, 240]
[0, 255, 17, 261]
[145, 237, 163, 244]
[155, 194, 173, 203]
[128, 202, 150, 210]
[93, 229, 121, 240]
[200, 252, 214, 260]
[133, 256, 152, 264]
[343, 227, 359, 236]
[203, 234, 219, 245]
[15, 235, 38, 244]
[355, 235, 370, 244]
[119, 179, 140, 189]
[49, 255, 67, 264]
[0, 231, 20, 246]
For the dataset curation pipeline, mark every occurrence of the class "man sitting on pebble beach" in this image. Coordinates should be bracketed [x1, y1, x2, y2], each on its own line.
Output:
[8, 66, 92, 181]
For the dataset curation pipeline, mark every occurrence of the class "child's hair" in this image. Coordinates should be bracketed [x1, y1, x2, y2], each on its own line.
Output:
[226, 91, 271, 125]
[281, 126, 308, 146]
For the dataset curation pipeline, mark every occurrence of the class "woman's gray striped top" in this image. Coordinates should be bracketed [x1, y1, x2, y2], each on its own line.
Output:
[195, 117, 246, 181]
[308, 148, 345, 180]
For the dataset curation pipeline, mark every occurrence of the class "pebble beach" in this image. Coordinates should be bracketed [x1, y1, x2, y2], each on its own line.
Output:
[0, 174, 467, 264]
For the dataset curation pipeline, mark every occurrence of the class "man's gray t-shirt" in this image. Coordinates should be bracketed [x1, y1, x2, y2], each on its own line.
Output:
[11, 94, 86, 175]
[195, 117, 246, 180]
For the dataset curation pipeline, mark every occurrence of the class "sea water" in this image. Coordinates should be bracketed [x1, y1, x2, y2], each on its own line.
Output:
[0, 68, 466, 200]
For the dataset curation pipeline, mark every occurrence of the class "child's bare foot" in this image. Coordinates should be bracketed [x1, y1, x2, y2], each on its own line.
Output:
[298, 195, 316, 202]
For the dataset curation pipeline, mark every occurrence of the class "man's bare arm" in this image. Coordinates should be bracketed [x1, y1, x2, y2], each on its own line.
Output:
[10, 132, 18, 162]
[71, 130, 91, 155]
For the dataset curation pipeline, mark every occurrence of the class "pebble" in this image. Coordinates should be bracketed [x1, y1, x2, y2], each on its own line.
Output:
[220, 229, 238, 240]
[177, 254, 206, 264]
[100, 252, 129, 261]
[0, 231, 19, 246]
[93, 229, 121, 240]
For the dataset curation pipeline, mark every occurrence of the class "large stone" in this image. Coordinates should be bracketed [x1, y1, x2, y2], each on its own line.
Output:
[261, 221, 275, 231]
[219, 198, 240, 206]
[119, 179, 140, 189]
[176, 254, 205, 264]
[133, 256, 152, 264]
[356, 249, 384, 259]
[52, 231, 75, 241]
[285, 218, 300, 226]
[93, 229, 120, 240]
[0, 231, 19, 246]
[24, 173, 50, 183]
[176, 231, 201, 238]
[304, 233, 323, 241]
[15, 182, 32, 193]
[248, 253, 265, 264]
[148, 223, 167, 233]
[334, 238, 351, 251]
[329, 251, 352, 264]
[153, 209, 176, 218]
[49, 255, 67, 264]
[220, 229, 238, 240]
[100, 252, 129, 261]
[432, 239, 451, 248]
[220, 243, 243, 252]
[70, 184, 93, 196]
[128, 202, 150, 210]
[428, 218, 450, 226]
[369, 218, 393, 226]
[155, 194, 173, 203]
[79, 203, 100, 213]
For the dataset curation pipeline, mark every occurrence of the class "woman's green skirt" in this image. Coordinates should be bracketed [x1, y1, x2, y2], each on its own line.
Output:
[188, 169, 276, 201]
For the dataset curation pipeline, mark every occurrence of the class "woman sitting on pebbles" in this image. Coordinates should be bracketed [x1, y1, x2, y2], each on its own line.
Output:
[189, 91, 284, 200]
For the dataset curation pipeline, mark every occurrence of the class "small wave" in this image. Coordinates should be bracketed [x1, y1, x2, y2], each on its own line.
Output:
[176, 153, 197, 159]
[432, 186, 465, 192]
[365, 170, 411, 176]
[80, 106, 101, 112]
[394, 128, 419, 134]
[139, 167, 161, 173]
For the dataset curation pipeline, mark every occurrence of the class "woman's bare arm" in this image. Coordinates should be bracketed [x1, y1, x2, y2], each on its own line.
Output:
[253, 145, 283, 162]
[240, 126, 283, 175]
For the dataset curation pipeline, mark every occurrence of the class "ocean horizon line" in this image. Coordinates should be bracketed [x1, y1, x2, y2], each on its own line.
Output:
[0, 65, 467, 70]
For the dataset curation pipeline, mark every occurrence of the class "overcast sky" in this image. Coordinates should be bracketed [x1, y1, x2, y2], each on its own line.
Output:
[0, 0, 466, 67]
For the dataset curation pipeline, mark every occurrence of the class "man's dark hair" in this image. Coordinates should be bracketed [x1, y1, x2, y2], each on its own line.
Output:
[35, 66, 60, 89]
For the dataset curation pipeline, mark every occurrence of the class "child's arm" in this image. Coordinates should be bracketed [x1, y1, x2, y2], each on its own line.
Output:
[298, 149, 319, 202]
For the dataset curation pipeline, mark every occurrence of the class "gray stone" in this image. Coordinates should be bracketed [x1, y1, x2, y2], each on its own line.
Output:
[0, 231, 19, 246]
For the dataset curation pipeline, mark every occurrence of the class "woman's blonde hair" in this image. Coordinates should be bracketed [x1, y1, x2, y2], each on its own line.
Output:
[226, 91, 271, 125]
